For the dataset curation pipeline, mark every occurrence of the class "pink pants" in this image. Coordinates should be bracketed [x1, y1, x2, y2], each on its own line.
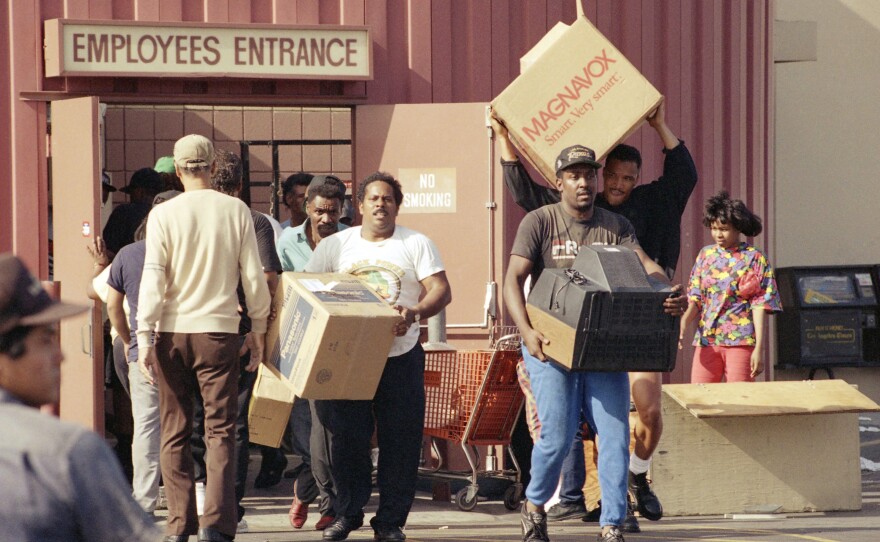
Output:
[691, 345, 754, 383]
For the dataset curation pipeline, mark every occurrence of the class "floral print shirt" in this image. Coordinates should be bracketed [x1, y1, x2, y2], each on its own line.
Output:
[687, 242, 782, 346]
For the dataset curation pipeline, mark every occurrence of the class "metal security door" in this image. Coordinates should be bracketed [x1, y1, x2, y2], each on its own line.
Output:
[354, 103, 512, 347]
[50, 96, 104, 431]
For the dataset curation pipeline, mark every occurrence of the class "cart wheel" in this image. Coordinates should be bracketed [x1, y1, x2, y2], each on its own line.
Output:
[503, 484, 522, 511]
[455, 486, 479, 511]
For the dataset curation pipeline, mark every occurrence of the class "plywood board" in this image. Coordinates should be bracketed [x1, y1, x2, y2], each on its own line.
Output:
[663, 380, 880, 418]
[653, 392, 862, 515]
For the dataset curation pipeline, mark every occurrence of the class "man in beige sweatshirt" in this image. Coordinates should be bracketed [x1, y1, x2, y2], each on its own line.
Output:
[137, 134, 270, 542]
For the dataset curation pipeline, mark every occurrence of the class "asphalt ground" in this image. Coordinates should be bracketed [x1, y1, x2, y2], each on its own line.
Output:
[154, 413, 880, 542]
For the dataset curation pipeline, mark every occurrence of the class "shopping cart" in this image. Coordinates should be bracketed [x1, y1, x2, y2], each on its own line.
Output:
[421, 326, 525, 511]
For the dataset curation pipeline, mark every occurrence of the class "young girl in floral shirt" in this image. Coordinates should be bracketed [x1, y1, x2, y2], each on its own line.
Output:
[680, 191, 782, 383]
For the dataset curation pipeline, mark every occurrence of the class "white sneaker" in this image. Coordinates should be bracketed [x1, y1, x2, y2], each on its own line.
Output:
[237, 517, 249, 533]
[195, 482, 205, 516]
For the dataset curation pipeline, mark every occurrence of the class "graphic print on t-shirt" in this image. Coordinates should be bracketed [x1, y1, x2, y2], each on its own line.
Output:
[344, 259, 405, 304]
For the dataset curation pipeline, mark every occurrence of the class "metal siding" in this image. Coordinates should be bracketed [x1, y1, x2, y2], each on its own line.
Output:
[2, 0, 774, 382]
[0, 0, 11, 254]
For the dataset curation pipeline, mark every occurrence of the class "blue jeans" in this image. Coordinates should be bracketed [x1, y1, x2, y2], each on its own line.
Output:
[522, 345, 629, 528]
[558, 435, 586, 504]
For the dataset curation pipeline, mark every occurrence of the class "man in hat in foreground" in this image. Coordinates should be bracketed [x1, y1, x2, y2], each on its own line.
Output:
[137, 134, 270, 542]
[0, 253, 162, 541]
[502, 145, 683, 542]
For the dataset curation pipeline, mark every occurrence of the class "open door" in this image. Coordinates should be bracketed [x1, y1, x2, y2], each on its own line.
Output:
[355, 103, 517, 347]
[50, 96, 103, 431]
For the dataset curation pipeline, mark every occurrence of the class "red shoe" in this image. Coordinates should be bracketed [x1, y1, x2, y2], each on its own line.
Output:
[315, 514, 335, 530]
[288, 496, 308, 529]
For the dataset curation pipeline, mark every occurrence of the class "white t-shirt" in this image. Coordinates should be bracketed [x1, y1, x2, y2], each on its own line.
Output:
[91, 265, 130, 341]
[305, 225, 445, 356]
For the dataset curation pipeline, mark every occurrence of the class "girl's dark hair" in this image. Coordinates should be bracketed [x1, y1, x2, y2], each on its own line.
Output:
[0, 325, 32, 360]
[703, 190, 762, 237]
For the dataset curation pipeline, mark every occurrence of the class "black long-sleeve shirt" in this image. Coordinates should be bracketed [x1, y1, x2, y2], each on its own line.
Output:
[503, 141, 698, 278]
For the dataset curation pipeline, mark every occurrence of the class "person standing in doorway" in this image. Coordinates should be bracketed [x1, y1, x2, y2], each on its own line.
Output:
[279, 172, 313, 229]
[137, 134, 270, 542]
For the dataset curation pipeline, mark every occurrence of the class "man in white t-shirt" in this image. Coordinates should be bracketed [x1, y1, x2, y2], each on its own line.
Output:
[306, 172, 452, 542]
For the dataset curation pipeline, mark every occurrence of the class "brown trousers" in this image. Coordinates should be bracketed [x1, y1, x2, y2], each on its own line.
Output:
[155, 332, 240, 537]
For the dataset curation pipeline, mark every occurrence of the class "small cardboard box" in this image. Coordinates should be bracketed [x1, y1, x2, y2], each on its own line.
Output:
[247, 362, 296, 448]
[491, 16, 662, 183]
[275, 272, 400, 400]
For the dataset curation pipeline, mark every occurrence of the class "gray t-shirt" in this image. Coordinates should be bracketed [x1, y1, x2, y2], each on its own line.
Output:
[510, 203, 641, 284]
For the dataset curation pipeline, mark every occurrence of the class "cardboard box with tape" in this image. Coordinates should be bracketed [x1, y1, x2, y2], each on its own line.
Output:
[274, 272, 401, 400]
[248, 282, 294, 447]
[491, 16, 662, 183]
[247, 362, 296, 448]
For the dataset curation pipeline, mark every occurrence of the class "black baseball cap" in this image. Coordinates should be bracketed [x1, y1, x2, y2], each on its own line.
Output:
[554, 145, 602, 177]
[120, 168, 163, 194]
[0, 254, 88, 335]
[307, 175, 347, 201]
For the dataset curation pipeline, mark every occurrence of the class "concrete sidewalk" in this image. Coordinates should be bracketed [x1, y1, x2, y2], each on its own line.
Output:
[153, 469, 880, 542]
[155, 412, 880, 541]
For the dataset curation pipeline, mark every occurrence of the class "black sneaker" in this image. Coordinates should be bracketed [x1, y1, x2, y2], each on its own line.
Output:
[253, 454, 288, 489]
[622, 511, 640, 533]
[597, 526, 625, 542]
[622, 496, 640, 533]
[546, 500, 587, 522]
[370, 517, 406, 541]
[323, 515, 364, 541]
[628, 471, 663, 521]
[520, 502, 550, 542]
[582, 501, 602, 523]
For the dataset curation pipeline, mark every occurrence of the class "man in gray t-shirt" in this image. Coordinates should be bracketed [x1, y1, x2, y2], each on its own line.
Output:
[511, 202, 641, 288]
[503, 144, 683, 542]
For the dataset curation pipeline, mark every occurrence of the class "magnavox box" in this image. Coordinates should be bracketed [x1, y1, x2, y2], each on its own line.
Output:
[491, 16, 662, 183]
[526, 246, 677, 372]
[247, 362, 296, 448]
[275, 273, 400, 400]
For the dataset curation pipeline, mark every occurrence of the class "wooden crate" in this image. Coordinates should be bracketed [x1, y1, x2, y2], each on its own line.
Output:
[652, 380, 880, 516]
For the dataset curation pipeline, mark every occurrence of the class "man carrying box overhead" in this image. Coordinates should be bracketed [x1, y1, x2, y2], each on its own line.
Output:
[306, 172, 452, 542]
[493, 100, 697, 533]
[502, 144, 685, 542]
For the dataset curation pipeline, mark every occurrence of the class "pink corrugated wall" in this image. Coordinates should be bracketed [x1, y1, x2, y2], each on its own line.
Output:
[3, 0, 773, 380]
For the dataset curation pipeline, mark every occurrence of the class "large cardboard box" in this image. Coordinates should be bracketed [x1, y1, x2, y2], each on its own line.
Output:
[653, 380, 880, 515]
[491, 16, 662, 183]
[275, 272, 400, 400]
[247, 362, 296, 448]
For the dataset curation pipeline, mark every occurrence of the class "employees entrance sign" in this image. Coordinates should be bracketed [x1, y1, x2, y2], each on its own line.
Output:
[398, 168, 456, 214]
[44, 19, 372, 80]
